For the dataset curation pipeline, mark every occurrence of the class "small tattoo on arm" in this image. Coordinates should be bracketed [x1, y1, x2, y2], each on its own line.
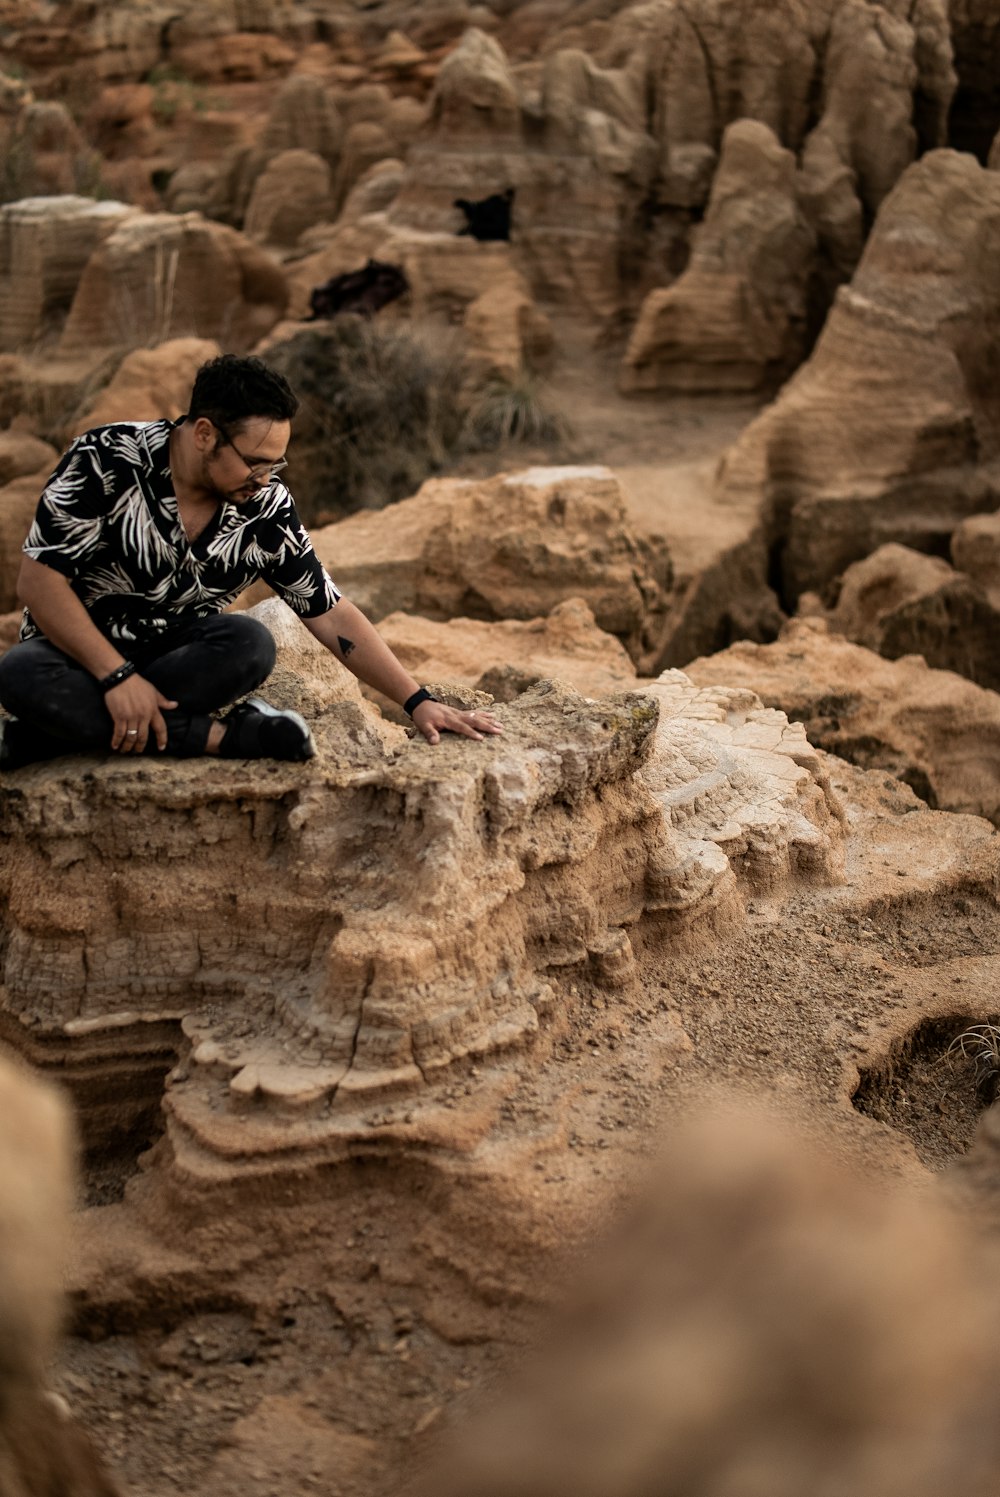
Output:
[337, 635, 355, 657]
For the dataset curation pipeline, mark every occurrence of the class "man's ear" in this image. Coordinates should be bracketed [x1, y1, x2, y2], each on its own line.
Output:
[191, 416, 217, 451]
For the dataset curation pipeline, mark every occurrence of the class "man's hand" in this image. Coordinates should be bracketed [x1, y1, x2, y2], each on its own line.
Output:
[411, 699, 503, 746]
[105, 675, 178, 753]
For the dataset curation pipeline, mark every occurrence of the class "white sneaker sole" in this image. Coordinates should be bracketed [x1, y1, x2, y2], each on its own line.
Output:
[245, 697, 316, 760]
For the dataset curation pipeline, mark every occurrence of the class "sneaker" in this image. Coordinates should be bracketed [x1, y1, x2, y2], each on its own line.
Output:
[219, 697, 316, 762]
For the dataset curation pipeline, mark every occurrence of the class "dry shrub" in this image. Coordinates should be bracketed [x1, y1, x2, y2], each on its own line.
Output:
[265, 318, 467, 524]
[461, 375, 568, 451]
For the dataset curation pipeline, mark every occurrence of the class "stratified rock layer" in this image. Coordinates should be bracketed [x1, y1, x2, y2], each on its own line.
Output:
[0, 196, 136, 352]
[59, 211, 288, 355]
[0, 661, 843, 1191]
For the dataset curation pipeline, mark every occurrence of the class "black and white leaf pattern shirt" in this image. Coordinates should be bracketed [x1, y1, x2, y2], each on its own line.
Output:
[20, 418, 341, 645]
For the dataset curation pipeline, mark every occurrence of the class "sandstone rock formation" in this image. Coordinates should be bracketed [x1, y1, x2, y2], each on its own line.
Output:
[375, 597, 639, 702]
[83, 83, 156, 164]
[5, 4, 166, 87]
[830, 543, 1000, 693]
[0, 430, 55, 486]
[686, 617, 1000, 827]
[286, 218, 547, 381]
[310, 466, 673, 672]
[175, 69, 350, 233]
[0, 662, 843, 1195]
[334, 26, 652, 325]
[429, 27, 521, 143]
[166, 29, 297, 85]
[621, 119, 816, 393]
[0, 465, 52, 612]
[0, 1052, 122, 1496]
[333, 120, 399, 211]
[336, 158, 406, 224]
[0, 197, 137, 352]
[70, 336, 219, 435]
[604, 0, 954, 217]
[640, 669, 845, 897]
[243, 149, 333, 249]
[0, 94, 105, 202]
[951, 508, 1000, 604]
[462, 280, 554, 380]
[261, 72, 345, 163]
[712, 149, 1000, 603]
[58, 211, 288, 356]
[0, 682, 652, 1171]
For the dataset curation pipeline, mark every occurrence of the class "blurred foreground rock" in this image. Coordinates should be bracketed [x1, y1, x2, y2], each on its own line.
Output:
[421, 1107, 1000, 1497]
[0, 1052, 122, 1497]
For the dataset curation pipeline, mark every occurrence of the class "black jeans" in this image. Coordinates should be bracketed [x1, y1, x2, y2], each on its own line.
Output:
[0, 614, 276, 763]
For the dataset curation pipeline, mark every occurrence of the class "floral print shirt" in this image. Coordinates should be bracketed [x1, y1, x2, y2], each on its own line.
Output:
[20, 418, 340, 645]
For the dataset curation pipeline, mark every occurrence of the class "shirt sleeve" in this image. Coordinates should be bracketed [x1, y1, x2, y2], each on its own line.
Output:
[261, 494, 341, 618]
[21, 437, 109, 579]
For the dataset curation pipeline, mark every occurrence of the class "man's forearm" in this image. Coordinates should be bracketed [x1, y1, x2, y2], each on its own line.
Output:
[16, 558, 125, 680]
[303, 599, 420, 706]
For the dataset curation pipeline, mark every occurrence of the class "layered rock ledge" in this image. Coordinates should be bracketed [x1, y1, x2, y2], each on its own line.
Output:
[0, 662, 844, 1190]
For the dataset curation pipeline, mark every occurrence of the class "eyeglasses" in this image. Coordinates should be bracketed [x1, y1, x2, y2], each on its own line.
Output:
[211, 421, 287, 481]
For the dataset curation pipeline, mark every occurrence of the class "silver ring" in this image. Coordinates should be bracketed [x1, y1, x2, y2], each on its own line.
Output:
[126, 729, 138, 735]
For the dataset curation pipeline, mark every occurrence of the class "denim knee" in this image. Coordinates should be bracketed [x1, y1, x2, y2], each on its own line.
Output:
[213, 615, 277, 689]
[0, 641, 45, 716]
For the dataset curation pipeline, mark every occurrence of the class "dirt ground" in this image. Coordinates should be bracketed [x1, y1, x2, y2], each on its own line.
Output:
[450, 319, 767, 574]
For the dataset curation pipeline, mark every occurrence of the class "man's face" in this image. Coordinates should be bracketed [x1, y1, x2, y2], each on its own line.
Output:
[200, 416, 291, 504]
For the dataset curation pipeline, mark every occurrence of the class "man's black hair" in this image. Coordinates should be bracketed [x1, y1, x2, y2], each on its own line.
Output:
[188, 354, 298, 432]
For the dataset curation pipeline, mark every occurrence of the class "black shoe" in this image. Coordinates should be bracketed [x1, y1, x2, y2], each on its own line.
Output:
[0, 716, 13, 770]
[0, 716, 32, 771]
[219, 697, 315, 762]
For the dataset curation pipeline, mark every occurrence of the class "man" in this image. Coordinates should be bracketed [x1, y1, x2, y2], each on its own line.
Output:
[0, 354, 501, 768]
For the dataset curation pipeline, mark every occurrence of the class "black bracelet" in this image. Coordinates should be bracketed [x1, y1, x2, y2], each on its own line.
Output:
[403, 686, 437, 718]
[99, 661, 137, 693]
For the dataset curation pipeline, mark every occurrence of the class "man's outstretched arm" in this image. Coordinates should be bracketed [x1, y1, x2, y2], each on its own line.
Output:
[302, 598, 502, 745]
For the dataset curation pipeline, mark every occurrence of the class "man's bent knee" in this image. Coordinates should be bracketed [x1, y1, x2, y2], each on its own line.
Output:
[211, 615, 276, 687]
[0, 641, 56, 715]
